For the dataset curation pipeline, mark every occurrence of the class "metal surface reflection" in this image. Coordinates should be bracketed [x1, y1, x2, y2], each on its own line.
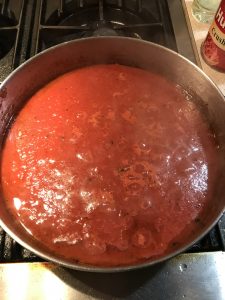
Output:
[0, 252, 225, 300]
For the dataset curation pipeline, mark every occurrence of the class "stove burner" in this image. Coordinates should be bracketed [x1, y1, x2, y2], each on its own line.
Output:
[92, 26, 118, 36]
[41, 4, 155, 49]
[82, 20, 142, 39]
[49, 5, 156, 28]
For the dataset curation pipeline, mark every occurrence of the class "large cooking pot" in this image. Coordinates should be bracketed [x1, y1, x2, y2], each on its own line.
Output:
[0, 37, 224, 272]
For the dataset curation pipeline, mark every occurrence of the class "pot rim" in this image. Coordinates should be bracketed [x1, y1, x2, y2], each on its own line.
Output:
[0, 36, 224, 272]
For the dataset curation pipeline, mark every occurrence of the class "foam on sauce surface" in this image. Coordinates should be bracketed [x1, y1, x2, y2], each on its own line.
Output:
[1, 64, 219, 266]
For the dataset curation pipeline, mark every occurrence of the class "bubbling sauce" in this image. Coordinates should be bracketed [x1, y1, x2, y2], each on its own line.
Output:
[1, 64, 219, 267]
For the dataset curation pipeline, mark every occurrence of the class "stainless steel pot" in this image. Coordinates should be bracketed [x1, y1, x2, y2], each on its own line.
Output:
[0, 37, 224, 272]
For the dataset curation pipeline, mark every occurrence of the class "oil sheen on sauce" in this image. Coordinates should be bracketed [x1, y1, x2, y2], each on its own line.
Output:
[1, 64, 219, 267]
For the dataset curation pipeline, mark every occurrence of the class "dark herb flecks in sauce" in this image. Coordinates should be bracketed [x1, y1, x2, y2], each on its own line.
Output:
[1, 64, 219, 266]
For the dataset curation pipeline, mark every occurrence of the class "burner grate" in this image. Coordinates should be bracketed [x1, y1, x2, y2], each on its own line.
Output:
[0, 0, 224, 263]
[0, 0, 25, 81]
[0, 227, 41, 262]
[29, 0, 177, 55]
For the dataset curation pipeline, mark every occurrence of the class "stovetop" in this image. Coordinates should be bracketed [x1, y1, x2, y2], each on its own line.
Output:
[0, 0, 224, 274]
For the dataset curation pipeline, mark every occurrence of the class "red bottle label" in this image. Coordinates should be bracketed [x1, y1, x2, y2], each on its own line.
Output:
[211, 2, 225, 50]
[202, 0, 225, 71]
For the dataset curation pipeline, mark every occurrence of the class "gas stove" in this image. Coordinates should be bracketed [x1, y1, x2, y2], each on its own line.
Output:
[0, 1, 224, 299]
[0, 0, 186, 82]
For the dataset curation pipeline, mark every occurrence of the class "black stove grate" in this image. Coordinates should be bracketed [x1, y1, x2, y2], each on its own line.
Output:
[0, 0, 24, 81]
[0, 0, 224, 263]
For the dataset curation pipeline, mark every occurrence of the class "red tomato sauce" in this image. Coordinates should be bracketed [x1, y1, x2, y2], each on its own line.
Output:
[1, 64, 219, 267]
